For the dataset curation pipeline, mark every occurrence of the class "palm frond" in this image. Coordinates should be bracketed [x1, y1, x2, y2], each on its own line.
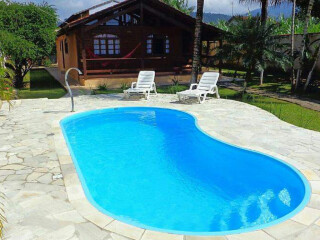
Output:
[217, 17, 291, 76]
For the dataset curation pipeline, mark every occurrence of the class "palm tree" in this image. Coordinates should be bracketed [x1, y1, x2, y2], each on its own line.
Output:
[190, 0, 204, 84]
[240, 0, 269, 85]
[239, 0, 270, 25]
[215, 18, 291, 92]
[295, 0, 315, 91]
[239, 0, 285, 85]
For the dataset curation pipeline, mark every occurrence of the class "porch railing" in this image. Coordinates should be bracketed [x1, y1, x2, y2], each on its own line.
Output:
[81, 56, 190, 77]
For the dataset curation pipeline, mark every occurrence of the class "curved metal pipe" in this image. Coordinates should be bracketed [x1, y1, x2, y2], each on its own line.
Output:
[65, 68, 82, 112]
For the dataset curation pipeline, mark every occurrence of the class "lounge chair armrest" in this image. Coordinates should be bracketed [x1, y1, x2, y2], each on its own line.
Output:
[131, 82, 137, 89]
[190, 84, 198, 90]
[209, 84, 218, 91]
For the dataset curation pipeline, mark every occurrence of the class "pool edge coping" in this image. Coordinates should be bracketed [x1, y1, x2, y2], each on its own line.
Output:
[52, 105, 320, 240]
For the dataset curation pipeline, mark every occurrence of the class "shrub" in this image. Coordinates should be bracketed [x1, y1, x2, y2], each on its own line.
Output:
[0, 53, 14, 109]
[43, 58, 52, 67]
[98, 83, 109, 91]
[120, 83, 128, 90]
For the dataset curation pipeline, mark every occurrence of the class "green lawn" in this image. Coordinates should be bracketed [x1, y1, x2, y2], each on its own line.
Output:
[219, 88, 320, 132]
[248, 82, 320, 101]
[212, 67, 320, 101]
[17, 69, 66, 99]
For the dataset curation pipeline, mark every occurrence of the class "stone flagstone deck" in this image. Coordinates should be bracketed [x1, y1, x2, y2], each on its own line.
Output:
[0, 94, 320, 240]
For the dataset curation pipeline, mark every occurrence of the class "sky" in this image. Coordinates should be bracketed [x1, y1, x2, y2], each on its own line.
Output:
[15, 0, 261, 20]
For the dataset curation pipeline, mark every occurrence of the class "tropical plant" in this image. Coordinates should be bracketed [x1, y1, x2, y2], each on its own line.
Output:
[191, 0, 204, 84]
[120, 83, 128, 90]
[172, 75, 180, 86]
[0, 51, 14, 109]
[215, 18, 291, 91]
[213, 16, 320, 35]
[98, 83, 109, 91]
[0, 1, 57, 88]
[213, 19, 231, 31]
[161, 0, 194, 14]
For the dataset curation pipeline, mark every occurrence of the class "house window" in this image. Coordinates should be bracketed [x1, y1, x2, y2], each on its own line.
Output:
[64, 39, 69, 54]
[93, 34, 120, 55]
[146, 34, 170, 55]
[105, 13, 139, 26]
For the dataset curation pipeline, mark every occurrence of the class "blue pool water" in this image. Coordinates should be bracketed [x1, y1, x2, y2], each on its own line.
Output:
[60, 107, 310, 235]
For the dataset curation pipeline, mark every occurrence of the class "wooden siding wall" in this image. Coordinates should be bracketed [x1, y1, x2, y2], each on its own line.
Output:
[56, 33, 79, 79]
[79, 26, 191, 73]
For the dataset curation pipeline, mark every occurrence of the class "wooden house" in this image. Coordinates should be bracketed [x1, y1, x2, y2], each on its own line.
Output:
[56, 0, 224, 87]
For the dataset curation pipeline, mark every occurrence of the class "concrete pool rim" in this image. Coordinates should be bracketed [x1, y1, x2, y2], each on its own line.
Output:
[56, 106, 312, 237]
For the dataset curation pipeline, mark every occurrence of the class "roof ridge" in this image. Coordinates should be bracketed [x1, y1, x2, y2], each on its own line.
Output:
[72, 0, 122, 16]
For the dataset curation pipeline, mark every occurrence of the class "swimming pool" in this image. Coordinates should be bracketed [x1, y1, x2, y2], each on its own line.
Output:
[60, 107, 310, 235]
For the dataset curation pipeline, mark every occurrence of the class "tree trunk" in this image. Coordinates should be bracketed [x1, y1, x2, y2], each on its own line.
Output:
[14, 67, 24, 89]
[243, 68, 253, 93]
[304, 44, 320, 92]
[218, 39, 223, 74]
[190, 0, 204, 84]
[295, 0, 314, 91]
[259, 0, 268, 87]
[261, 0, 269, 26]
[291, 0, 296, 92]
[233, 59, 240, 79]
[260, 69, 264, 85]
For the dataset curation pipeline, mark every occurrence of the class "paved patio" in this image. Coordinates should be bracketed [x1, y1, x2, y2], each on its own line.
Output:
[0, 94, 320, 240]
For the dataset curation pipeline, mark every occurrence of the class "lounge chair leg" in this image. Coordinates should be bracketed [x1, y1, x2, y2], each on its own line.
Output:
[145, 91, 150, 100]
[216, 87, 220, 99]
[200, 94, 207, 104]
[154, 86, 158, 96]
[197, 95, 201, 104]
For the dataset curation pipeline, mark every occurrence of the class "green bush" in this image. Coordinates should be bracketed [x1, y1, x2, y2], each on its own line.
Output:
[0, 54, 14, 108]
[120, 83, 128, 90]
[98, 84, 109, 91]
[43, 58, 52, 67]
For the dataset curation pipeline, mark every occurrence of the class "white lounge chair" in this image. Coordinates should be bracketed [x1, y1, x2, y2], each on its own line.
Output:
[177, 72, 220, 104]
[123, 71, 157, 100]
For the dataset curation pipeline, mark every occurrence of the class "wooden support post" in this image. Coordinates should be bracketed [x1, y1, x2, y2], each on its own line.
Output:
[140, 2, 145, 69]
[80, 30, 88, 80]
[206, 40, 210, 70]
[140, 1, 144, 24]
[82, 49, 88, 80]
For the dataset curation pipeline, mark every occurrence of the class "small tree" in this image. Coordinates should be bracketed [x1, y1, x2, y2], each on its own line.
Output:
[0, 1, 57, 88]
[215, 18, 291, 91]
